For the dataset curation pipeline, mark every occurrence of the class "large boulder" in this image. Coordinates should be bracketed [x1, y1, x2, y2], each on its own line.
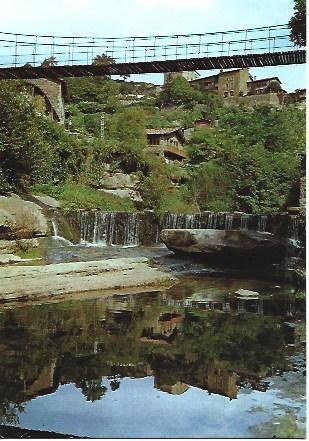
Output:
[161, 229, 286, 266]
[0, 196, 48, 239]
[99, 172, 140, 189]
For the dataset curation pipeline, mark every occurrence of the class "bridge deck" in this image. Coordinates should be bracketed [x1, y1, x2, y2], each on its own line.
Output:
[0, 50, 305, 80]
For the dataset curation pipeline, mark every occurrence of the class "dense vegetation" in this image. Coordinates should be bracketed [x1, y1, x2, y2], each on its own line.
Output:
[289, 0, 306, 46]
[0, 74, 305, 214]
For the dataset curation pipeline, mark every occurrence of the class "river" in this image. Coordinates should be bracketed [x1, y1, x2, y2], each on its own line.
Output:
[0, 239, 305, 438]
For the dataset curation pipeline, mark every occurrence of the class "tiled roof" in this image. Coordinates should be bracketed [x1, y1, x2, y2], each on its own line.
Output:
[190, 68, 243, 83]
[146, 128, 181, 135]
[248, 76, 281, 84]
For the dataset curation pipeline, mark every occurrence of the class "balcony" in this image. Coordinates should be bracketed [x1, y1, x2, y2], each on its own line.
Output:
[163, 145, 188, 159]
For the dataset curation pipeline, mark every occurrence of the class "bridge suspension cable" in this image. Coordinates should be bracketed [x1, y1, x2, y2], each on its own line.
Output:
[0, 24, 300, 67]
[0, 24, 305, 79]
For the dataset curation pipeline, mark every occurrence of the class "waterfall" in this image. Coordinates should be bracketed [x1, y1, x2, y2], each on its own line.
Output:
[224, 214, 234, 230]
[80, 211, 141, 246]
[288, 215, 299, 241]
[257, 215, 268, 232]
[124, 213, 139, 247]
[207, 213, 218, 229]
[51, 218, 59, 237]
[51, 217, 73, 246]
[162, 213, 203, 230]
[240, 214, 250, 230]
[80, 211, 116, 246]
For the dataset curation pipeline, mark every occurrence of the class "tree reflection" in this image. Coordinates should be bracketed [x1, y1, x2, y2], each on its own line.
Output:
[0, 287, 304, 412]
[77, 379, 107, 402]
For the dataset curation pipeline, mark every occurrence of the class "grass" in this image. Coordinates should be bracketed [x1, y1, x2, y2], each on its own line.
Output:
[30, 184, 137, 211]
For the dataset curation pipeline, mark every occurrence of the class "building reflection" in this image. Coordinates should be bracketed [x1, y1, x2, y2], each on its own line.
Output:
[206, 366, 238, 400]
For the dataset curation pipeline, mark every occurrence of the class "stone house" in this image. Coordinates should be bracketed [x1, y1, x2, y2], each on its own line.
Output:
[247, 76, 282, 95]
[26, 78, 66, 124]
[146, 128, 188, 161]
[190, 68, 250, 98]
[285, 88, 306, 108]
[190, 69, 286, 108]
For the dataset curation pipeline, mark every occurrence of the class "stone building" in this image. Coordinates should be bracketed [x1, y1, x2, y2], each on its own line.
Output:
[285, 88, 306, 108]
[26, 78, 66, 124]
[146, 128, 188, 161]
[190, 68, 250, 98]
[247, 76, 282, 95]
[206, 366, 238, 400]
[190, 69, 286, 108]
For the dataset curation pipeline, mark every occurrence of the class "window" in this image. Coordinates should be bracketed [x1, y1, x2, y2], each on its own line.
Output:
[149, 136, 159, 145]
[224, 91, 228, 98]
[230, 90, 234, 97]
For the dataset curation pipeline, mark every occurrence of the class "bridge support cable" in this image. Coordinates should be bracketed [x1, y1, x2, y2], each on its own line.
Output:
[0, 24, 305, 78]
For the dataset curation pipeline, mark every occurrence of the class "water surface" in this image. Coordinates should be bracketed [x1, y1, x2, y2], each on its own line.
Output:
[0, 276, 305, 438]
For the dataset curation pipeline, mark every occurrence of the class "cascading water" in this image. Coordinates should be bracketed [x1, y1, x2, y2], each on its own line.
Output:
[80, 211, 140, 247]
[77, 210, 303, 247]
[288, 215, 300, 241]
[51, 217, 73, 246]
[51, 218, 59, 237]
[124, 213, 139, 247]
[80, 211, 115, 246]
[162, 213, 203, 230]
[224, 214, 234, 230]
[257, 215, 268, 232]
[207, 213, 218, 229]
[240, 214, 250, 230]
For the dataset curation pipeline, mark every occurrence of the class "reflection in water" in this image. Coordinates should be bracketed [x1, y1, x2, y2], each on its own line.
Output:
[0, 277, 305, 437]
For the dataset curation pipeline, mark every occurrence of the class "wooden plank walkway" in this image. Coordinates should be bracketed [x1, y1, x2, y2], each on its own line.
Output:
[0, 50, 305, 80]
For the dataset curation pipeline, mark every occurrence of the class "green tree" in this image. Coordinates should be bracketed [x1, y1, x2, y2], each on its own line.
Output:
[0, 82, 53, 191]
[158, 76, 204, 108]
[289, 0, 306, 46]
[187, 105, 305, 213]
[92, 53, 115, 66]
[40, 56, 57, 67]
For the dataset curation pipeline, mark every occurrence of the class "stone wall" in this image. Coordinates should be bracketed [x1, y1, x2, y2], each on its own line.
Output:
[223, 92, 281, 108]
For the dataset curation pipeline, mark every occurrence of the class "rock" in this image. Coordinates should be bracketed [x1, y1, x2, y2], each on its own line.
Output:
[31, 194, 61, 208]
[99, 172, 140, 189]
[0, 257, 176, 302]
[235, 289, 260, 298]
[0, 208, 16, 238]
[0, 238, 40, 254]
[161, 229, 286, 266]
[99, 188, 143, 202]
[0, 254, 23, 264]
[0, 196, 48, 238]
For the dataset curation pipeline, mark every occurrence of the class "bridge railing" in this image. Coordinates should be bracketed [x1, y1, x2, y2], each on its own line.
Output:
[0, 24, 301, 68]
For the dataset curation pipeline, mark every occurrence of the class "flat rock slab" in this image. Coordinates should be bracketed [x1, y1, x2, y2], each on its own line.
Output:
[31, 194, 61, 208]
[0, 257, 175, 303]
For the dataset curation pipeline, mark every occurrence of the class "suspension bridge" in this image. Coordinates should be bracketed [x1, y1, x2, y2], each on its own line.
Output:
[0, 24, 305, 80]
